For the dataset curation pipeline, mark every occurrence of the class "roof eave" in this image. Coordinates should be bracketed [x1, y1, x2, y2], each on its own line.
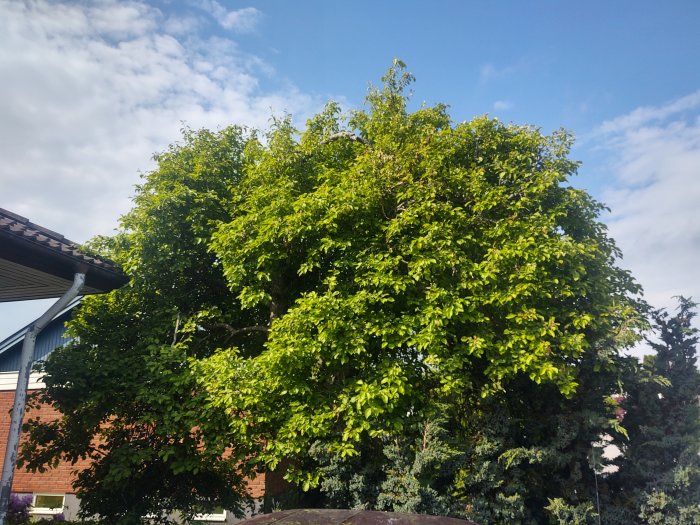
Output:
[1, 231, 128, 292]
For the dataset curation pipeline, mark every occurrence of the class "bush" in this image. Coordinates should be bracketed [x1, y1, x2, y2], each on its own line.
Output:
[35, 521, 99, 525]
[34, 514, 67, 524]
[7, 494, 32, 525]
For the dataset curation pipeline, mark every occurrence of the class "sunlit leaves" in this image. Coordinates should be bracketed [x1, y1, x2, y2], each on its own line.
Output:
[23, 62, 644, 520]
[198, 62, 642, 484]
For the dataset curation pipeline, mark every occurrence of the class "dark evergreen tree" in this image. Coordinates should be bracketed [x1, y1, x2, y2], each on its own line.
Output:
[606, 297, 700, 524]
[309, 414, 463, 516]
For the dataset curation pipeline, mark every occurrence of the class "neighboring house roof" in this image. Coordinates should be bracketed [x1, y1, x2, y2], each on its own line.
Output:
[0, 298, 79, 372]
[238, 510, 479, 525]
[0, 208, 128, 301]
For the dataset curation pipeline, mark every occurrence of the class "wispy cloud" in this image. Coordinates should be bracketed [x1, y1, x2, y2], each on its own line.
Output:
[597, 90, 700, 135]
[479, 58, 529, 83]
[480, 63, 516, 82]
[493, 100, 513, 111]
[192, 1, 262, 32]
[220, 7, 262, 32]
[164, 14, 202, 36]
[593, 94, 700, 313]
[0, 0, 322, 245]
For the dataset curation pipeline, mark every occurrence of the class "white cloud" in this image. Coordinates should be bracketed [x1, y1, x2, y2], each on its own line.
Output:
[0, 0, 327, 336]
[0, 0, 322, 243]
[594, 94, 700, 316]
[163, 14, 202, 36]
[220, 7, 262, 32]
[88, 1, 160, 39]
[493, 100, 513, 111]
[597, 90, 700, 135]
[192, 1, 261, 32]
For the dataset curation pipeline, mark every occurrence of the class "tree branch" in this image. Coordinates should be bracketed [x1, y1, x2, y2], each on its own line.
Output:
[207, 323, 270, 339]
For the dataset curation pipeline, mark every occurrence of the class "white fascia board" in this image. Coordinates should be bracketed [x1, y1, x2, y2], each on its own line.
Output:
[0, 371, 45, 391]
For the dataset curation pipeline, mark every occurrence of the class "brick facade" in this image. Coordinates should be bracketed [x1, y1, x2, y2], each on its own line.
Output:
[1, 389, 288, 500]
[0, 389, 87, 493]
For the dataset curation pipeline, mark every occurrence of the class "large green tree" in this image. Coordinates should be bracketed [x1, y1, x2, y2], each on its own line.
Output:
[196, 62, 643, 519]
[21, 62, 643, 524]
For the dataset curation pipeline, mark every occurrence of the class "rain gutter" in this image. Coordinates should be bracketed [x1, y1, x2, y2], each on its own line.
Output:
[0, 271, 86, 525]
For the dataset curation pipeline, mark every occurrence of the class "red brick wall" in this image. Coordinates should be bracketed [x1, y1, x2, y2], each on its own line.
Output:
[0, 389, 88, 493]
[247, 473, 267, 499]
[1, 390, 286, 499]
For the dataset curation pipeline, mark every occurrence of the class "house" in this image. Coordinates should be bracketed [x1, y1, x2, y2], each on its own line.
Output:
[0, 300, 91, 519]
[0, 207, 128, 522]
[0, 301, 288, 522]
[0, 208, 287, 523]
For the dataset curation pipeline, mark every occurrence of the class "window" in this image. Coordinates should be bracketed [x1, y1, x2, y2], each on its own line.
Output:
[31, 494, 65, 514]
[194, 507, 226, 522]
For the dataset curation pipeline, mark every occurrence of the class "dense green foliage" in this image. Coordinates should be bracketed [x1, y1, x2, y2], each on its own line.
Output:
[303, 353, 639, 524]
[19, 62, 664, 524]
[197, 60, 641, 479]
[20, 127, 256, 524]
[604, 297, 700, 524]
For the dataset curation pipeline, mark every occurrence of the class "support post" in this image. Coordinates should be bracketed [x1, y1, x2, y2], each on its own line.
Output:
[0, 272, 85, 525]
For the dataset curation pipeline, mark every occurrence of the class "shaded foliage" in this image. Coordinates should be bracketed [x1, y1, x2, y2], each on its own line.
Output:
[309, 414, 463, 515]
[604, 297, 700, 524]
[20, 127, 256, 524]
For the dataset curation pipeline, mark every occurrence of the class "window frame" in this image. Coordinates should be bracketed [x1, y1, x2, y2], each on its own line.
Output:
[31, 493, 65, 514]
[193, 508, 227, 522]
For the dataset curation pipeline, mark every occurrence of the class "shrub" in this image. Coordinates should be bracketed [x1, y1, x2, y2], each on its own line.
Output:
[6, 494, 32, 525]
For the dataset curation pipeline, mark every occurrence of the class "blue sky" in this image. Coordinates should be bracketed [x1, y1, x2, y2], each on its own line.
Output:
[1, 0, 699, 347]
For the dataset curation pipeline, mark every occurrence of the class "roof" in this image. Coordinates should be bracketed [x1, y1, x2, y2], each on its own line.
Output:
[237, 510, 478, 525]
[0, 208, 128, 301]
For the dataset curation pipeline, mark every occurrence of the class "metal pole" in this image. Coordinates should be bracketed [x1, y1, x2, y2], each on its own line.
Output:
[0, 272, 85, 525]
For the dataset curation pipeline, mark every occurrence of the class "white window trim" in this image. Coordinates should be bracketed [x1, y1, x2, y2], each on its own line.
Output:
[194, 509, 227, 522]
[31, 493, 65, 514]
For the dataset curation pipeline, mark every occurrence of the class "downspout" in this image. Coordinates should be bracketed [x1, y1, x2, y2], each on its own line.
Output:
[0, 271, 86, 525]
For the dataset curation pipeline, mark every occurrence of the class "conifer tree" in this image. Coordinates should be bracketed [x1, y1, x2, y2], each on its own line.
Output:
[607, 297, 700, 524]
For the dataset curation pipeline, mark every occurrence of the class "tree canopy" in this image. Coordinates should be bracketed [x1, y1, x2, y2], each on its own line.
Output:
[20, 62, 652, 524]
[196, 61, 642, 487]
